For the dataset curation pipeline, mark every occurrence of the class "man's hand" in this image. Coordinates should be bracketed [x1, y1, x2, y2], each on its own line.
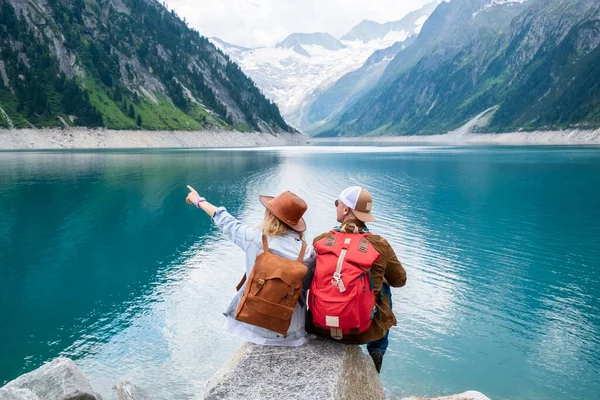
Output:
[186, 185, 201, 206]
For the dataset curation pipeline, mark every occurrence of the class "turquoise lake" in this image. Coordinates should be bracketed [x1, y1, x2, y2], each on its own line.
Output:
[1, 145, 599, 399]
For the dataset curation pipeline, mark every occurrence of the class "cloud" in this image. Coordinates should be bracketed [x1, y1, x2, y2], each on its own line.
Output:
[164, 0, 434, 47]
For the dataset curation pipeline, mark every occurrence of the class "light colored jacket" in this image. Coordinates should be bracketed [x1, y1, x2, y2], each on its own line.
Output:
[213, 207, 316, 343]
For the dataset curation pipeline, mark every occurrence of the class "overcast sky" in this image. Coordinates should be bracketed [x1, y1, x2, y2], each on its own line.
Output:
[164, 0, 434, 48]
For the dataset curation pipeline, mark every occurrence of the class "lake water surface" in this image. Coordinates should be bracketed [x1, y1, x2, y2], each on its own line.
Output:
[1, 145, 599, 399]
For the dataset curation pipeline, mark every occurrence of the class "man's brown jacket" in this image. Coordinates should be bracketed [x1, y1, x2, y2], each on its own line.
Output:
[307, 220, 407, 344]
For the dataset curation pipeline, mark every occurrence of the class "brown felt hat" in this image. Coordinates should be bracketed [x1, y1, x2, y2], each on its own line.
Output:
[259, 191, 307, 232]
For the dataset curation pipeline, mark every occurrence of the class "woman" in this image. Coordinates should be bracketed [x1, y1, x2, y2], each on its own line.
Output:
[186, 185, 315, 346]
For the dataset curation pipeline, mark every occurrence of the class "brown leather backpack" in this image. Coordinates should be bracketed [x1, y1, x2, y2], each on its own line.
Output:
[234, 235, 308, 335]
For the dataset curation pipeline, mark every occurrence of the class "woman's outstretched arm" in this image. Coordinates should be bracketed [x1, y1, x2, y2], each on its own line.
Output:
[186, 185, 218, 217]
[186, 185, 257, 251]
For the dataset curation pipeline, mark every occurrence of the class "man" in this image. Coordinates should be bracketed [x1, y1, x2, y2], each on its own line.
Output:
[308, 186, 407, 373]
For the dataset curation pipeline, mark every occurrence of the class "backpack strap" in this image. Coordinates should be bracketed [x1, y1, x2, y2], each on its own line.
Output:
[236, 235, 269, 292]
[235, 274, 246, 292]
[340, 223, 359, 233]
[332, 237, 351, 293]
[238, 236, 304, 293]
[297, 241, 307, 262]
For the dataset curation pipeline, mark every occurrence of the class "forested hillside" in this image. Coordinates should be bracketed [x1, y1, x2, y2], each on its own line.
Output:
[0, 0, 292, 132]
[320, 0, 600, 137]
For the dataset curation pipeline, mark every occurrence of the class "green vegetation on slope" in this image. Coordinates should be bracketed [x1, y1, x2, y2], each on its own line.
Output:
[0, 0, 102, 128]
[0, 0, 292, 132]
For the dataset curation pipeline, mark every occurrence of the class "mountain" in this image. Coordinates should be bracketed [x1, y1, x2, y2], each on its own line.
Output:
[323, 0, 600, 136]
[0, 0, 292, 132]
[304, 39, 415, 135]
[304, 1, 441, 134]
[212, 1, 438, 131]
[340, 1, 440, 42]
[275, 33, 347, 53]
[210, 37, 253, 57]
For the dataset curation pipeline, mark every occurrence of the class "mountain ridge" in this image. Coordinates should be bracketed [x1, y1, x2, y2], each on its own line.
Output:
[213, 1, 438, 131]
[302, 1, 441, 134]
[275, 32, 346, 51]
[0, 0, 293, 132]
[340, 1, 439, 42]
[322, 0, 600, 137]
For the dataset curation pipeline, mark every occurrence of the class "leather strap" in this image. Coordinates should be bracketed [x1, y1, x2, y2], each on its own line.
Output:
[236, 236, 305, 292]
[330, 328, 343, 340]
[296, 241, 307, 262]
[235, 274, 246, 292]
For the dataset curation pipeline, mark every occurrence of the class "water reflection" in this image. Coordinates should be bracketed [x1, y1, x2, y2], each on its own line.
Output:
[0, 150, 281, 382]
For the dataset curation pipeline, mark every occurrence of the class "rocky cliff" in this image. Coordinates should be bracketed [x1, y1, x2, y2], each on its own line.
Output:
[0, 0, 293, 132]
[321, 0, 600, 136]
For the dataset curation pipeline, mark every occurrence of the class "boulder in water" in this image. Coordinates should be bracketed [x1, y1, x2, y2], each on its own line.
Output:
[0, 358, 101, 400]
[0, 387, 41, 400]
[114, 381, 153, 400]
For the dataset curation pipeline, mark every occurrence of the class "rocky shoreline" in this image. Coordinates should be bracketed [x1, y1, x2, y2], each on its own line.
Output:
[314, 129, 600, 145]
[1, 128, 599, 150]
[3, 127, 600, 151]
[0, 339, 492, 400]
[0, 129, 309, 150]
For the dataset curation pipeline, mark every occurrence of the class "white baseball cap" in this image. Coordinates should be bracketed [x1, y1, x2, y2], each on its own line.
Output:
[338, 186, 376, 222]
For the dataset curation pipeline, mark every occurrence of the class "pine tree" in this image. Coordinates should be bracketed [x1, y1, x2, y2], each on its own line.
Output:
[128, 104, 135, 119]
[136, 114, 142, 127]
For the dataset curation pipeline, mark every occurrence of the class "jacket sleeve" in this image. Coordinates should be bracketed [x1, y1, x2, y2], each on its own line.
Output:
[212, 207, 259, 251]
[302, 246, 317, 291]
[382, 239, 407, 287]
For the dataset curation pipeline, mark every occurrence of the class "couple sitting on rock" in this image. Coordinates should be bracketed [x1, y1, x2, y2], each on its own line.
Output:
[186, 185, 406, 373]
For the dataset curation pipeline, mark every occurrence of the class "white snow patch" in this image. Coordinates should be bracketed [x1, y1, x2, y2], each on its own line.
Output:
[0, 105, 14, 129]
[414, 15, 429, 34]
[473, 0, 528, 17]
[221, 30, 414, 130]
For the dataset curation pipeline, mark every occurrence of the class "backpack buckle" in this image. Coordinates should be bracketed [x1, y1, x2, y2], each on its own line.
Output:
[331, 272, 346, 293]
[256, 278, 265, 288]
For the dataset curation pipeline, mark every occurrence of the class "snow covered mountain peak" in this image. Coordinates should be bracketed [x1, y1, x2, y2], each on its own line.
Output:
[211, 0, 440, 131]
[341, 0, 440, 42]
[211, 37, 252, 57]
[276, 33, 346, 51]
[473, 0, 529, 17]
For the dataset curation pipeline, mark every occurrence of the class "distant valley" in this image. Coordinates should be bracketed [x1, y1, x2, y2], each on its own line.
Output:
[215, 0, 600, 137]
[211, 1, 438, 133]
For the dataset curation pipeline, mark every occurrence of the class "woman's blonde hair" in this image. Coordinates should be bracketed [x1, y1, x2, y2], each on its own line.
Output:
[262, 210, 304, 240]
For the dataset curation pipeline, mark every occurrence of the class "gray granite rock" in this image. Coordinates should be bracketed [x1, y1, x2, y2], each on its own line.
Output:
[0, 387, 41, 400]
[1, 358, 102, 400]
[401, 391, 491, 400]
[113, 381, 153, 400]
[203, 334, 384, 400]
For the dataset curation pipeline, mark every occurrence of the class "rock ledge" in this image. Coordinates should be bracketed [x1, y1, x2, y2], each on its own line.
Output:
[202, 334, 384, 400]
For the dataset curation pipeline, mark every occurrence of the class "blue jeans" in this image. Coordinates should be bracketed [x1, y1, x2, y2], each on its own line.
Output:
[367, 283, 391, 354]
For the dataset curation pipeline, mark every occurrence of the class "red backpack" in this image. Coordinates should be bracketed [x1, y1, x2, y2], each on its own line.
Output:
[309, 230, 381, 339]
